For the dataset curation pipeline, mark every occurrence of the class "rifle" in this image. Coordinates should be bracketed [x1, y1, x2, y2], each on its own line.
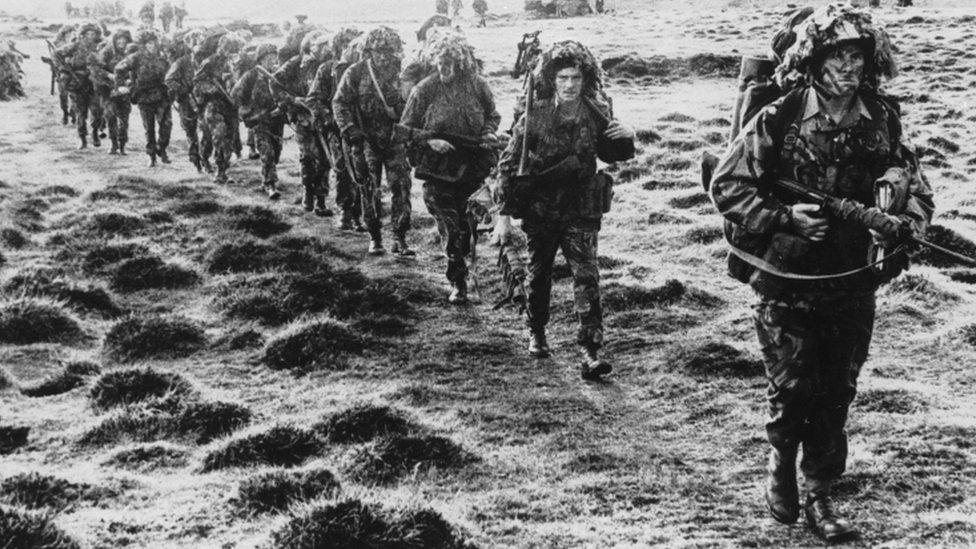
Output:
[518, 73, 534, 177]
[772, 177, 976, 268]
[511, 30, 540, 79]
[42, 56, 56, 95]
[255, 65, 340, 168]
[391, 123, 508, 151]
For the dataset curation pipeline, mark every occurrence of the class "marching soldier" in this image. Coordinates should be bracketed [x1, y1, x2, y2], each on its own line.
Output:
[232, 43, 286, 199]
[91, 29, 131, 155]
[497, 40, 635, 377]
[709, 5, 933, 541]
[193, 34, 242, 184]
[115, 30, 173, 167]
[159, 2, 175, 33]
[165, 33, 203, 170]
[400, 29, 501, 303]
[333, 26, 414, 256]
[57, 22, 104, 149]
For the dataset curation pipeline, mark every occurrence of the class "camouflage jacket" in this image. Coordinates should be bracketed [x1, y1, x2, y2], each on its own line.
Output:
[192, 54, 233, 109]
[115, 49, 170, 105]
[90, 41, 127, 91]
[231, 66, 279, 126]
[273, 54, 322, 123]
[55, 40, 99, 90]
[710, 85, 934, 297]
[164, 53, 194, 100]
[400, 74, 501, 182]
[499, 97, 634, 221]
[306, 59, 338, 127]
[333, 58, 406, 148]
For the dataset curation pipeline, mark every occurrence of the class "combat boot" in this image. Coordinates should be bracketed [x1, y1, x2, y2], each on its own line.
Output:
[314, 195, 333, 217]
[528, 330, 550, 358]
[109, 143, 119, 155]
[91, 133, 101, 147]
[264, 183, 281, 200]
[448, 279, 468, 304]
[391, 235, 416, 257]
[191, 157, 202, 173]
[248, 147, 260, 160]
[302, 188, 315, 212]
[764, 447, 800, 524]
[338, 211, 354, 231]
[148, 152, 157, 167]
[200, 158, 213, 173]
[118, 142, 126, 155]
[61, 113, 69, 125]
[368, 238, 385, 256]
[353, 218, 368, 233]
[805, 482, 856, 542]
[158, 150, 171, 164]
[580, 346, 612, 380]
[78, 135, 87, 150]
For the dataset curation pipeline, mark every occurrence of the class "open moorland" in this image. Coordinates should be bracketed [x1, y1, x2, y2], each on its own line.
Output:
[1, 0, 975, 547]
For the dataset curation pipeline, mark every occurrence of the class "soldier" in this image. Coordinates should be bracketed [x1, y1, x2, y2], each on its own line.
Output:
[115, 30, 173, 167]
[48, 24, 78, 125]
[435, 0, 449, 15]
[138, 1, 155, 29]
[174, 2, 188, 29]
[451, 0, 464, 19]
[159, 2, 174, 33]
[709, 5, 933, 541]
[232, 43, 286, 200]
[91, 28, 132, 154]
[193, 34, 242, 184]
[165, 33, 202, 170]
[333, 26, 415, 256]
[275, 31, 332, 215]
[0, 42, 27, 101]
[473, 0, 488, 27]
[307, 27, 366, 231]
[400, 29, 501, 303]
[497, 40, 635, 377]
[57, 22, 103, 149]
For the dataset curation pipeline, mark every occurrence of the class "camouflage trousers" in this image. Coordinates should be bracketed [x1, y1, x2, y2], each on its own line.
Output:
[754, 292, 875, 483]
[332, 134, 360, 217]
[100, 93, 130, 149]
[138, 101, 172, 156]
[423, 179, 481, 284]
[254, 119, 284, 186]
[70, 89, 102, 140]
[350, 141, 412, 239]
[523, 217, 603, 349]
[296, 125, 328, 196]
[175, 98, 200, 167]
[203, 101, 234, 180]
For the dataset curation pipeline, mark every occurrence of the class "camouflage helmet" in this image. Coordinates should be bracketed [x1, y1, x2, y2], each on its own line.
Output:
[217, 33, 245, 56]
[421, 27, 477, 77]
[331, 27, 362, 60]
[532, 40, 603, 100]
[775, 3, 897, 90]
[113, 29, 133, 45]
[137, 30, 159, 45]
[363, 26, 403, 54]
[255, 43, 278, 62]
[300, 29, 328, 56]
[79, 22, 102, 39]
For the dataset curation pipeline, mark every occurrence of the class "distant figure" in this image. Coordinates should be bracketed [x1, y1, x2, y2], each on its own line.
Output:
[897, 0, 912, 5]
[595, 0, 605, 13]
[159, 2, 174, 32]
[435, 0, 449, 15]
[473, 0, 488, 26]
[138, 1, 155, 28]
[451, 0, 463, 18]
[174, 2, 188, 29]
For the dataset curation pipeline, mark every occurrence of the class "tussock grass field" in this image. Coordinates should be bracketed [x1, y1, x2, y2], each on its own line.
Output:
[1, 0, 976, 546]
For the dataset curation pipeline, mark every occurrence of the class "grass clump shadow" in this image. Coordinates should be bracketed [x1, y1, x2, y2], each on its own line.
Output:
[0, 472, 118, 511]
[82, 243, 150, 273]
[0, 506, 80, 549]
[344, 435, 476, 485]
[602, 279, 721, 312]
[0, 426, 30, 454]
[225, 205, 291, 238]
[1, 227, 29, 249]
[261, 319, 365, 372]
[206, 236, 324, 274]
[270, 499, 472, 549]
[21, 361, 101, 398]
[234, 468, 340, 515]
[110, 255, 200, 292]
[81, 397, 252, 447]
[89, 367, 196, 410]
[103, 443, 189, 471]
[664, 341, 764, 378]
[84, 212, 145, 237]
[201, 426, 323, 472]
[102, 316, 207, 362]
[313, 404, 423, 444]
[5, 269, 122, 317]
[856, 388, 929, 414]
[0, 297, 84, 345]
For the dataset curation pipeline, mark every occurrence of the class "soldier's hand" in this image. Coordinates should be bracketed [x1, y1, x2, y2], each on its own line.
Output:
[427, 138, 455, 153]
[491, 215, 513, 246]
[789, 203, 829, 242]
[605, 120, 635, 140]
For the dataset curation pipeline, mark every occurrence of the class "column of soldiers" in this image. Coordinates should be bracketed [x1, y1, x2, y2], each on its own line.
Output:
[41, 5, 939, 541]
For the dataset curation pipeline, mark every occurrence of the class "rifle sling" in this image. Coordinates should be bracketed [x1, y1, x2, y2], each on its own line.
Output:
[728, 242, 907, 281]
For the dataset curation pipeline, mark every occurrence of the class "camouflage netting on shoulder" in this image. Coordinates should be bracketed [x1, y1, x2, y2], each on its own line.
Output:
[532, 40, 603, 100]
[775, 2, 897, 91]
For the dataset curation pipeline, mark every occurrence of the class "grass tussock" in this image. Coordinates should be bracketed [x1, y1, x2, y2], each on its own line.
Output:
[857, 388, 929, 414]
[21, 360, 101, 398]
[110, 256, 200, 292]
[0, 297, 84, 345]
[201, 426, 323, 472]
[36, 185, 78, 197]
[212, 329, 265, 351]
[1, 227, 29, 249]
[344, 435, 475, 485]
[0, 426, 30, 454]
[668, 192, 711, 209]
[887, 273, 959, 305]
[206, 237, 325, 274]
[917, 225, 976, 268]
[313, 405, 422, 444]
[81, 397, 252, 446]
[0, 472, 117, 511]
[235, 468, 341, 515]
[82, 243, 150, 273]
[0, 366, 12, 390]
[0, 506, 80, 549]
[225, 205, 291, 238]
[270, 499, 472, 549]
[102, 315, 207, 362]
[261, 319, 365, 371]
[665, 341, 763, 378]
[103, 443, 189, 471]
[88, 367, 195, 410]
[4, 269, 122, 317]
[602, 279, 720, 312]
[85, 212, 145, 237]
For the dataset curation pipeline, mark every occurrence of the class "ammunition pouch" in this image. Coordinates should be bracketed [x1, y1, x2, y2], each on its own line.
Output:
[131, 86, 166, 105]
[499, 155, 582, 218]
[413, 148, 471, 183]
[578, 170, 614, 219]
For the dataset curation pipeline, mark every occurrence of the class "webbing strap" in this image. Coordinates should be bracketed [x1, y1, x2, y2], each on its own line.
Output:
[729, 243, 907, 281]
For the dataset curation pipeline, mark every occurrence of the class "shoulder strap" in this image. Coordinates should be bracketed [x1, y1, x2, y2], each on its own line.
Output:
[770, 87, 806, 164]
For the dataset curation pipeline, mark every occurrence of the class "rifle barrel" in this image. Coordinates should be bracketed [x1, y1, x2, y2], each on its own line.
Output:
[911, 236, 976, 267]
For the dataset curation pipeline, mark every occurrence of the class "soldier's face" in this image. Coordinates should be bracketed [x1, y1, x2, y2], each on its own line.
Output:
[115, 36, 129, 49]
[818, 43, 865, 98]
[260, 54, 277, 70]
[555, 66, 583, 103]
[372, 48, 399, 69]
[83, 31, 97, 43]
[436, 55, 456, 83]
[145, 41, 159, 55]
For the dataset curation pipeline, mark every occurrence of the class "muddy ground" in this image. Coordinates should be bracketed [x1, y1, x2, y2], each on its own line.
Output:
[1, 1, 975, 547]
